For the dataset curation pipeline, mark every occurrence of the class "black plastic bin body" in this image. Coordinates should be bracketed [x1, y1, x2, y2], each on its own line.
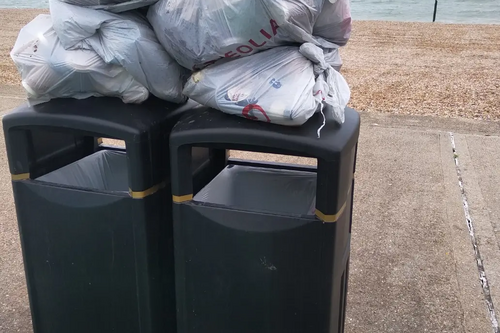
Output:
[3, 97, 226, 333]
[169, 107, 360, 333]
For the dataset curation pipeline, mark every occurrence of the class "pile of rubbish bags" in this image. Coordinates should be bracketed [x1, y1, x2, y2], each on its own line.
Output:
[11, 0, 352, 128]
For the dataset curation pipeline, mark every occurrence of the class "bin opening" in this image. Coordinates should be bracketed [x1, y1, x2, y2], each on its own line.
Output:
[230, 150, 317, 167]
[36, 150, 129, 193]
[100, 138, 126, 148]
[193, 164, 317, 216]
[191, 147, 211, 173]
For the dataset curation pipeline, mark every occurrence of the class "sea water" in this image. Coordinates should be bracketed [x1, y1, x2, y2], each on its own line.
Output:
[351, 0, 500, 24]
[0, 0, 49, 9]
[0, 0, 499, 24]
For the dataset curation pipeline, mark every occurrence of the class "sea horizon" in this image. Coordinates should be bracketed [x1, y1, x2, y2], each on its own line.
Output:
[0, 0, 499, 25]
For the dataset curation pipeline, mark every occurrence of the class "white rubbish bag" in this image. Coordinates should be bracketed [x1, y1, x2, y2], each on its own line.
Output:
[147, 0, 347, 71]
[58, 0, 158, 13]
[183, 43, 350, 131]
[313, 0, 352, 47]
[50, 0, 187, 103]
[10, 15, 149, 106]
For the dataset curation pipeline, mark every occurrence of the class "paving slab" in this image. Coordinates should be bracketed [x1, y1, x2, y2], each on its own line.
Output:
[453, 133, 500, 330]
[342, 125, 493, 333]
[359, 111, 500, 136]
[0, 107, 499, 333]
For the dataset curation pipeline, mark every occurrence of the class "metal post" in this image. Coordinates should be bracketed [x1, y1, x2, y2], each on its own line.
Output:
[433, 0, 438, 22]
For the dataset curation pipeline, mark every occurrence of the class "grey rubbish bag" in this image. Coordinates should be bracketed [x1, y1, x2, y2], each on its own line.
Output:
[37, 150, 129, 193]
[313, 0, 352, 47]
[194, 164, 317, 216]
[57, 0, 158, 13]
[50, 0, 188, 103]
[183, 43, 350, 129]
[147, 0, 348, 71]
[10, 15, 149, 106]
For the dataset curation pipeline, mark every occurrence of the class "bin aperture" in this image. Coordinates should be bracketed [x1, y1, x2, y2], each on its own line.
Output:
[193, 164, 317, 216]
[37, 150, 129, 192]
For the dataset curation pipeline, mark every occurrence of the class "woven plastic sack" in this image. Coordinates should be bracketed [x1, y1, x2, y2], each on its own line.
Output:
[147, 0, 348, 71]
[50, 0, 187, 103]
[10, 15, 149, 106]
[183, 43, 350, 130]
[58, 0, 158, 13]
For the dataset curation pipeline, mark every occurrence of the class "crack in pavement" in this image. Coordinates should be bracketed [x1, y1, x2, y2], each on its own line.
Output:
[449, 132, 499, 333]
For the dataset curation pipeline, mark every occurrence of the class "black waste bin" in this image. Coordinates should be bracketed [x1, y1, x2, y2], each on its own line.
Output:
[169, 107, 360, 333]
[3, 97, 226, 333]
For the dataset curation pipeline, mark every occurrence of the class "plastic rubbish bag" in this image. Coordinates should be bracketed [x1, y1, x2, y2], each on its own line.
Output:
[58, 0, 158, 13]
[147, 0, 348, 71]
[183, 43, 350, 130]
[50, 0, 188, 103]
[323, 48, 343, 71]
[38, 150, 129, 192]
[10, 15, 149, 106]
[313, 0, 352, 47]
[194, 164, 317, 216]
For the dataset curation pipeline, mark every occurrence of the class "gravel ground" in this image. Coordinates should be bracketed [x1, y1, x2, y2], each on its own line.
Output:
[341, 21, 500, 120]
[1, 9, 499, 120]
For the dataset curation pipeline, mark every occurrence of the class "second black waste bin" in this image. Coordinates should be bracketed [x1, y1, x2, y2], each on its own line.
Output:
[3, 97, 226, 333]
[169, 107, 360, 333]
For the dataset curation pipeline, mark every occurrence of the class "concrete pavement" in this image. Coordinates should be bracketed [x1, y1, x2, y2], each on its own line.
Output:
[0, 100, 499, 332]
[345, 114, 499, 333]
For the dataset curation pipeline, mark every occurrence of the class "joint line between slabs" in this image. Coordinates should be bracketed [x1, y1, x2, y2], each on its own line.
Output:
[449, 132, 499, 333]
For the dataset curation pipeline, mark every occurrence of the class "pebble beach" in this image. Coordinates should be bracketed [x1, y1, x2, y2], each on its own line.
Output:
[1, 9, 499, 120]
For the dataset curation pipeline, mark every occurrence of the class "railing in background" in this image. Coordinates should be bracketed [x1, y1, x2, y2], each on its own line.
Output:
[433, 0, 438, 22]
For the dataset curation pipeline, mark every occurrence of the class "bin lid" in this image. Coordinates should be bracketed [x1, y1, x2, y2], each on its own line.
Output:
[3, 97, 200, 143]
[171, 106, 360, 161]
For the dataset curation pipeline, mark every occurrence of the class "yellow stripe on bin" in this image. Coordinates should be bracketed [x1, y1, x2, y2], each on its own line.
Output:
[315, 201, 347, 223]
[129, 181, 166, 199]
[172, 194, 193, 203]
[11, 173, 30, 181]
